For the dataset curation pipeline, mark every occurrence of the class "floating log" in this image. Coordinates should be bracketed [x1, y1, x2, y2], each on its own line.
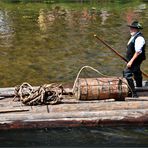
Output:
[0, 109, 148, 130]
[1, 98, 148, 113]
[0, 97, 148, 130]
[1, 108, 148, 121]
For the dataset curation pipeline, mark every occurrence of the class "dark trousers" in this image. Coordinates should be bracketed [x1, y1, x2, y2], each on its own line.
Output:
[123, 64, 142, 87]
[123, 63, 142, 96]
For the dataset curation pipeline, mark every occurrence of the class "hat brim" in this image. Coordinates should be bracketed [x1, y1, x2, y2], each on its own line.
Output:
[127, 25, 143, 29]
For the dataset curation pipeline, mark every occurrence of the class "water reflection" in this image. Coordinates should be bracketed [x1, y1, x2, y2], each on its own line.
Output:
[100, 9, 110, 25]
[38, 6, 68, 32]
[0, 10, 14, 48]
[38, 6, 110, 32]
[0, 1, 147, 87]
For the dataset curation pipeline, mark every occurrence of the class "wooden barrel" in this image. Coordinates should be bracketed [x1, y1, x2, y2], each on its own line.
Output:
[74, 77, 129, 100]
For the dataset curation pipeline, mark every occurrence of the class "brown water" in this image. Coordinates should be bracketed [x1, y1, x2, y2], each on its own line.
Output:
[0, 1, 147, 87]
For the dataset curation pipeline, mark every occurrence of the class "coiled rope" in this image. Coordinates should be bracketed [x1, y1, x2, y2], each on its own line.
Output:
[14, 82, 64, 105]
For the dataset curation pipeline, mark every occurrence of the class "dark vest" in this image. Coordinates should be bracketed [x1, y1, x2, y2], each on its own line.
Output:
[126, 32, 146, 65]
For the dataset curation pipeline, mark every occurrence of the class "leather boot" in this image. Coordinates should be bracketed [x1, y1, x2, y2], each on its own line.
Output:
[127, 79, 138, 98]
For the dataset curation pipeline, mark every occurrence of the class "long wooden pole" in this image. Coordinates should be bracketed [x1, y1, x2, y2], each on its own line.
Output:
[94, 34, 148, 78]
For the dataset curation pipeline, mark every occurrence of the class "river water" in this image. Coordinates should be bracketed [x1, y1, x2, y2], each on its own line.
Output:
[0, 0, 147, 87]
[0, 0, 148, 147]
[0, 126, 148, 147]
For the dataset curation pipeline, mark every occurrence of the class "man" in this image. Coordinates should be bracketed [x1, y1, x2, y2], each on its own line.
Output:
[123, 21, 146, 97]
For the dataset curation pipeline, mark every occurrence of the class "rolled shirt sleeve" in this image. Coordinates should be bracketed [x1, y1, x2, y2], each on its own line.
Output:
[135, 36, 145, 53]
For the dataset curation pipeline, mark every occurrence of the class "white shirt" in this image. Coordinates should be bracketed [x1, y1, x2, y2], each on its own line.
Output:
[127, 32, 145, 53]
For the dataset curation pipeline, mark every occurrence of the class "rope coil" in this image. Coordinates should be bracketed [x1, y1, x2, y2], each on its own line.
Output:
[14, 82, 64, 105]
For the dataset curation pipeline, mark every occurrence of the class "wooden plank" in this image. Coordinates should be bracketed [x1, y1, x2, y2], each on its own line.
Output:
[0, 108, 29, 113]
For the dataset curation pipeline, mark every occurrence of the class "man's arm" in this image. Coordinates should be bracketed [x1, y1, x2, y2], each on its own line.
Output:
[127, 52, 141, 68]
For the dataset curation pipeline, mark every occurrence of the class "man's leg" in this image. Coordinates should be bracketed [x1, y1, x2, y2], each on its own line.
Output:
[133, 66, 143, 87]
[123, 68, 138, 97]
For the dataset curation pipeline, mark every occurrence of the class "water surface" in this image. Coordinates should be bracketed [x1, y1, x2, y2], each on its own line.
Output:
[0, 0, 147, 87]
[0, 126, 148, 147]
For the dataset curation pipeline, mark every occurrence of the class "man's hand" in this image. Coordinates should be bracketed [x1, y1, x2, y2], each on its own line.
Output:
[127, 52, 141, 68]
[127, 61, 133, 68]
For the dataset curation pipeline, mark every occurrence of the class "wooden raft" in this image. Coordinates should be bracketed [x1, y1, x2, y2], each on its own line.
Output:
[0, 95, 148, 130]
[0, 81, 148, 130]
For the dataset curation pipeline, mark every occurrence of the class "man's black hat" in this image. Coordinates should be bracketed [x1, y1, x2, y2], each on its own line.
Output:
[127, 21, 143, 29]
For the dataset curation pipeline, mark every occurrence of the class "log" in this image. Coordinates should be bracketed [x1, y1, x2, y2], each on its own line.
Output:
[0, 87, 15, 97]
[33, 100, 148, 113]
[0, 80, 147, 97]
[0, 109, 148, 121]
[0, 87, 72, 97]
[1, 98, 148, 113]
[0, 96, 148, 130]
[0, 109, 148, 130]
